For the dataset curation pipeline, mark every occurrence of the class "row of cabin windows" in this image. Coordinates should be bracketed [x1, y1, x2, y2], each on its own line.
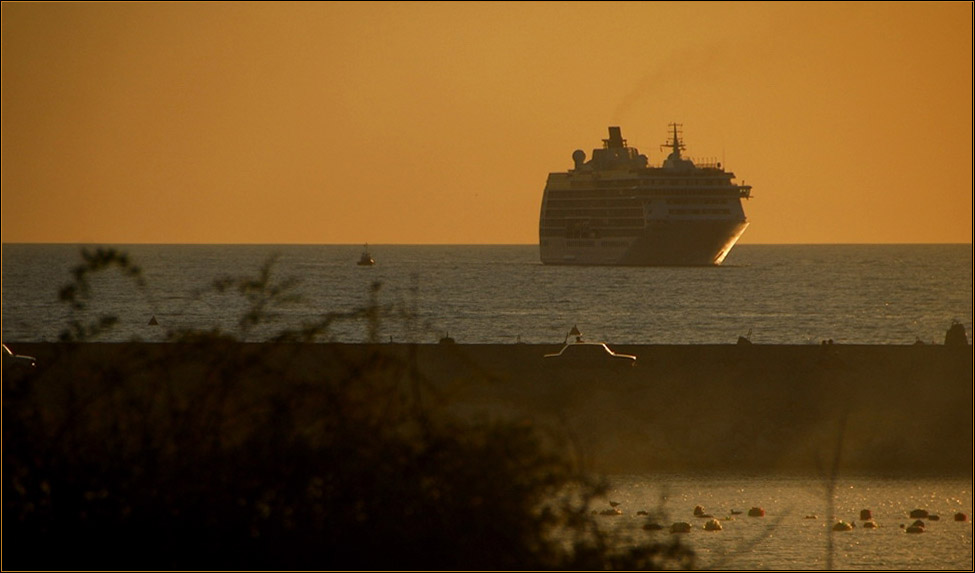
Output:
[545, 197, 730, 209]
[666, 198, 730, 205]
[539, 239, 630, 248]
[565, 240, 628, 248]
[544, 218, 645, 228]
[670, 208, 732, 215]
[567, 178, 732, 188]
[544, 209, 732, 218]
[543, 207, 643, 217]
[540, 227, 641, 238]
[541, 238, 631, 248]
[541, 208, 732, 229]
[544, 206, 734, 218]
[545, 197, 645, 208]
[552, 187, 740, 198]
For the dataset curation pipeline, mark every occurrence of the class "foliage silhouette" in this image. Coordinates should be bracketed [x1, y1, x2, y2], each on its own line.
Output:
[56, 247, 145, 341]
[3, 248, 694, 570]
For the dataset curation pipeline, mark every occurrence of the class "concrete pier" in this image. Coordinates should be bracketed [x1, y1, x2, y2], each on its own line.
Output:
[5, 342, 971, 475]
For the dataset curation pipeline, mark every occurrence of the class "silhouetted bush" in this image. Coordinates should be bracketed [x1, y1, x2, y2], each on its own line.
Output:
[3, 248, 693, 570]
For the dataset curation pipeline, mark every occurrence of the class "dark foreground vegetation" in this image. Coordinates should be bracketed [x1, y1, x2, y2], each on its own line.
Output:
[2, 249, 693, 570]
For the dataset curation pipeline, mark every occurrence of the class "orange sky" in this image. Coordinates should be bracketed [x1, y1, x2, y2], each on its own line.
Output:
[2, 1, 971, 244]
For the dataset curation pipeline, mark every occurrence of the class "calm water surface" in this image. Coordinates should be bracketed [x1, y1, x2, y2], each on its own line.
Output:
[600, 474, 972, 570]
[2, 243, 971, 344]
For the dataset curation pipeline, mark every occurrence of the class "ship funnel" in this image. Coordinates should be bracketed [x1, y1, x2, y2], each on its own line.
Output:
[605, 126, 625, 148]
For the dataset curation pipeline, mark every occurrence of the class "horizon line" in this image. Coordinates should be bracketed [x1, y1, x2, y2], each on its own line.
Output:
[2, 241, 972, 248]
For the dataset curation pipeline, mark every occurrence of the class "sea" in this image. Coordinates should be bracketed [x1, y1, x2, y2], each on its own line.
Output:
[2, 243, 972, 570]
[1, 243, 972, 345]
[597, 474, 972, 570]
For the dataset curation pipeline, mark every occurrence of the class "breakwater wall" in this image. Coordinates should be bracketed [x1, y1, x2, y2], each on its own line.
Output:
[7, 342, 972, 475]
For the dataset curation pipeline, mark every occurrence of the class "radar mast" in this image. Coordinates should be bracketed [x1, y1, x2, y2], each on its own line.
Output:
[661, 122, 693, 169]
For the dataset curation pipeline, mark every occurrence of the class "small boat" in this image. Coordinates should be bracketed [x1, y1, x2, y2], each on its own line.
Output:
[357, 245, 375, 266]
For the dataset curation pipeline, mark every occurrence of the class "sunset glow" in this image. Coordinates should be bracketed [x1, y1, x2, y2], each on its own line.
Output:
[2, 1, 971, 244]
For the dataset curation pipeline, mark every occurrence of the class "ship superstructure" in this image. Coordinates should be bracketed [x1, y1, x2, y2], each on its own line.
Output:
[538, 124, 752, 265]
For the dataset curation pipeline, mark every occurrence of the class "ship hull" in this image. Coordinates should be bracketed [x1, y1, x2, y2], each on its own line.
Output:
[539, 220, 748, 266]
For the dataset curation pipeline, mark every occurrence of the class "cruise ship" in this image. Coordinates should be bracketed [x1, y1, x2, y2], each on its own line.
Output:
[538, 125, 752, 266]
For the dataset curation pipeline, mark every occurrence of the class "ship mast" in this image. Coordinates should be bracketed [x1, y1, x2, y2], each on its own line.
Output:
[661, 122, 691, 168]
[662, 122, 685, 158]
